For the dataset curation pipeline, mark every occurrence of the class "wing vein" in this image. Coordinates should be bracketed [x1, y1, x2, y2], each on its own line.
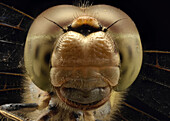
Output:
[123, 102, 159, 121]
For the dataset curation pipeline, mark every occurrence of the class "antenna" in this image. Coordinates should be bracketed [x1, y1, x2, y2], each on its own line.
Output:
[103, 18, 127, 32]
[44, 17, 67, 32]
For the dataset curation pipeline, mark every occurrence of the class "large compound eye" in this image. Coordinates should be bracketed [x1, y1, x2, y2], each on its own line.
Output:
[24, 5, 142, 92]
[87, 5, 143, 91]
[24, 5, 83, 91]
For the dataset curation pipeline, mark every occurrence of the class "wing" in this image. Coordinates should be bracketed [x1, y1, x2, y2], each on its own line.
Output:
[116, 51, 170, 121]
[0, 3, 33, 120]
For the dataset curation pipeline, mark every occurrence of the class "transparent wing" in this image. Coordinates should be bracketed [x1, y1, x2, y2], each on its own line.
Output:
[116, 51, 170, 121]
[0, 3, 33, 120]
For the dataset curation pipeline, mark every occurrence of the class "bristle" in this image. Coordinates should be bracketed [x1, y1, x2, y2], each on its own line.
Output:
[110, 91, 126, 120]
[74, 0, 92, 8]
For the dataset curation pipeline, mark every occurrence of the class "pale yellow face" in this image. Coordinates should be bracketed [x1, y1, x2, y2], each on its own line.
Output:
[24, 5, 142, 110]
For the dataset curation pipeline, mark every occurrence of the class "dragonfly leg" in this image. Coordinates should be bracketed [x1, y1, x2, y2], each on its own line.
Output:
[36, 91, 51, 110]
[0, 91, 51, 112]
[0, 103, 38, 112]
[0, 103, 38, 121]
[36, 104, 58, 121]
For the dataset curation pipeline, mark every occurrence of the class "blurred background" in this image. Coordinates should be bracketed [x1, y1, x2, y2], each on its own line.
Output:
[1, 0, 169, 51]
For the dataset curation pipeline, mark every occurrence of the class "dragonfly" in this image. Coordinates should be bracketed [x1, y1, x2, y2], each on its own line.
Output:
[0, 2, 169, 121]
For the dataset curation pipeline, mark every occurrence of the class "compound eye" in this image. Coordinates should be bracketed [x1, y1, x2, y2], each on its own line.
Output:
[84, 5, 143, 91]
[24, 5, 83, 91]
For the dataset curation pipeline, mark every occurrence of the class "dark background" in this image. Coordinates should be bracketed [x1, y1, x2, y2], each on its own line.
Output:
[1, 0, 170, 51]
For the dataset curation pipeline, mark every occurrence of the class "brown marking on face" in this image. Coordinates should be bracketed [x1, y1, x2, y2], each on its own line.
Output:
[71, 16, 100, 29]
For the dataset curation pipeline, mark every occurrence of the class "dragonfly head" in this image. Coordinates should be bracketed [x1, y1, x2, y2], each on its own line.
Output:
[24, 5, 142, 110]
